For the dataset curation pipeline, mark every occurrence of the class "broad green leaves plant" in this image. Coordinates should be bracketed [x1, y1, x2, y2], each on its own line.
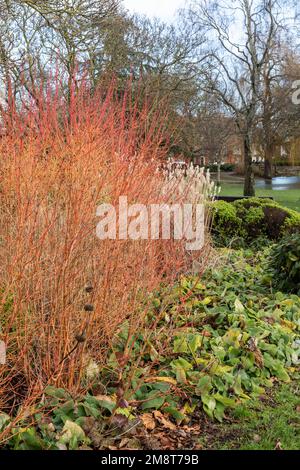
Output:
[269, 233, 300, 294]
[1, 248, 300, 447]
[126, 249, 300, 421]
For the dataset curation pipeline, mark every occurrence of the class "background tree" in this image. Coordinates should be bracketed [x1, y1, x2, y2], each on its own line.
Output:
[256, 46, 300, 177]
[187, 0, 288, 195]
[0, 0, 299, 177]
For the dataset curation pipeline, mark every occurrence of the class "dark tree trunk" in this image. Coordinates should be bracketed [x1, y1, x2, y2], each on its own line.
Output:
[243, 135, 255, 196]
[264, 157, 272, 180]
[263, 146, 273, 180]
[217, 162, 221, 187]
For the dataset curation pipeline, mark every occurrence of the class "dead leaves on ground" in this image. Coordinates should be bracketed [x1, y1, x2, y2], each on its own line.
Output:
[138, 410, 202, 450]
[141, 411, 176, 431]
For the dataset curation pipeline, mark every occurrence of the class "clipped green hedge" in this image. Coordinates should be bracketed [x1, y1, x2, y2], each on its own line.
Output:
[210, 198, 300, 246]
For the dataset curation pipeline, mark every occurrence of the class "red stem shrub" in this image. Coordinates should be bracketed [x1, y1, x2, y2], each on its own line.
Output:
[0, 78, 211, 413]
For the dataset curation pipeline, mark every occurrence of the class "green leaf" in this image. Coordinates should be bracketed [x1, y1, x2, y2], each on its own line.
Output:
[81, 401, 101, 419]
[171, 357, 193, 371]
[44, 386, 69, 400]
[94, 395, 116, 413]
[141, 396, 165, 410]
[214, 393, 237, 408]
[195, 376, 212, 396]
[175, 367, 187, 384]
[201, 394, 216, 418]
[273, 364, 290, 383]
[234, 298, 245, 314]
[173, 337, 188, 353]
[202, 297, 213, 305]
[214, 402, 225, 422]
[0, 413, 10, 432]
[171, 357, 193, 384]
[164, 406, 186, 423]
[189, 334, 202, 354]
[16, 428, 45, 450]
[59, 420, 85, 449]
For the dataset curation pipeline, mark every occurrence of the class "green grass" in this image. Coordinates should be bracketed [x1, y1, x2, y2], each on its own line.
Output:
[200, 382, 300, 450]
[219, 184, 300, 212]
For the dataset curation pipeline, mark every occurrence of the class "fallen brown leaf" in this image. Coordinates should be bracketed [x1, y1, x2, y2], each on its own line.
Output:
[183, 424, 201, 433]
[201, 331, 211, 337]
[119, 438, 130, 448]
[140, 413, 156, 431]
[253, 349, 264, 368]
[274, 440, 283, 450]
[153, 410, 177, 431]
[159, 435, 174, 449]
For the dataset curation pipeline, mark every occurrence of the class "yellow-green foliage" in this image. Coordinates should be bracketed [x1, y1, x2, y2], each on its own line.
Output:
[209, 200, 246, 244]
[210, 198, 300, 245]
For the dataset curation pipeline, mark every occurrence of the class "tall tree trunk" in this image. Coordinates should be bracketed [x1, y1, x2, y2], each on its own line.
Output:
[217, 162, 221, 187]
[264, 144, 273, 179]
[243, 135, 255, 196]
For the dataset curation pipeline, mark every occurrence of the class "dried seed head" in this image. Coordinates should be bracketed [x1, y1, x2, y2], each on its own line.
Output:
[84, 304, 94, 312]
[84, 285, 93, 294]
[75, 333, 86, 343]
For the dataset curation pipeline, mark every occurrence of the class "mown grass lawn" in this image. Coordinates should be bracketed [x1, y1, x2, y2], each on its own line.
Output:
[200, 382, 300, 450]
[219, 184, 300, 212]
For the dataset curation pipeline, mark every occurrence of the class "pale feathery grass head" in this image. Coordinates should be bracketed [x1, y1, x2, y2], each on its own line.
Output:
[162, 160, 217, 204]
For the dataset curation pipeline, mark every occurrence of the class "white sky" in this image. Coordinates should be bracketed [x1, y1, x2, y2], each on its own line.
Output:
[123, 0, 186, 21]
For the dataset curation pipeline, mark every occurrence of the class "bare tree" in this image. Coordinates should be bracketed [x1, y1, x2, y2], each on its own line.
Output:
[197, 99, 236, 185]
[0, 0, 122, 101]
[188, 0, 288, 195]
[257, 45, 300, 178]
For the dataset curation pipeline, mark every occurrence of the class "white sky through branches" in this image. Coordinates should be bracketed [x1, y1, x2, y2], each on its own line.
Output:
[123, 0, 185, 21]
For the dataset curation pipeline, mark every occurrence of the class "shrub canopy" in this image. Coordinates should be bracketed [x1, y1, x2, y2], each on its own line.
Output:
[210, 198, 300, 246]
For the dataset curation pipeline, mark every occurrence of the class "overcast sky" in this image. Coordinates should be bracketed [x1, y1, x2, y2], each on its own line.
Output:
[123, 0, 186, 21]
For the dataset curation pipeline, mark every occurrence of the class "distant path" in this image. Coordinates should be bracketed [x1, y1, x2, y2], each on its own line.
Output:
[216, 176, 300, 212]
[211, 172, 300, 191]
